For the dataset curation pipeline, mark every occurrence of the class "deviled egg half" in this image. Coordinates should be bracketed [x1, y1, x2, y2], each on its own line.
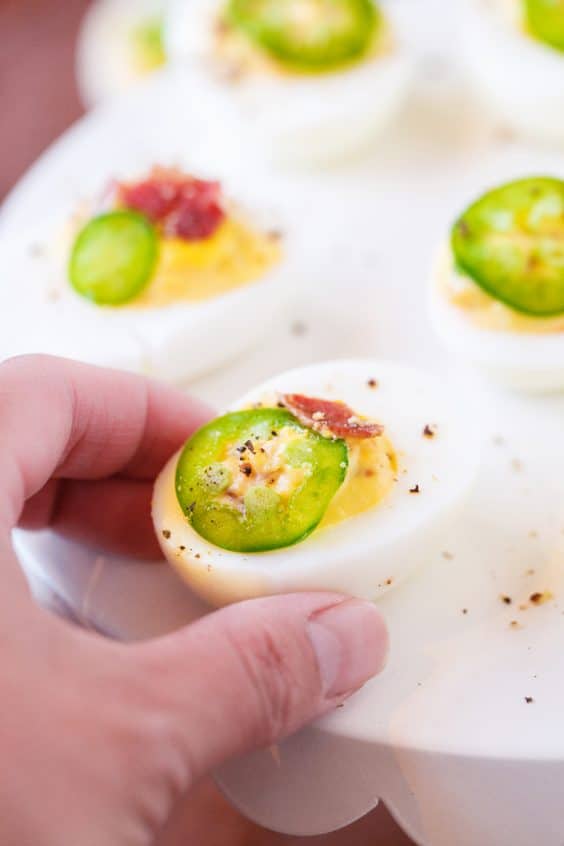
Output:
[153, 360, 480, 607]
[165, 0, 412, 167]
[76, 0, 168, 107]
[430, 176, 564, 392]
[0, 165, 294, 383]
[460, 0, 564, 144]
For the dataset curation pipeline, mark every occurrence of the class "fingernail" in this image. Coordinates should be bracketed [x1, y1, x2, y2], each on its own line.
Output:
[308, 599, 389, 699]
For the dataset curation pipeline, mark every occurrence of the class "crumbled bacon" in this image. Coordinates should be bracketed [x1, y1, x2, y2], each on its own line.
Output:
[118, 167, 225, 241]
[281, 394, 383, 439]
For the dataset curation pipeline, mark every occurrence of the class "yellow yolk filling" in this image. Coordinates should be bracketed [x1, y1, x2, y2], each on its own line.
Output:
[131, 217, 282, 308]
[320, 432, 397, 528]
[222, 414, 397, 529]
[439, 246, 564, 333]
[211, 14, 391, 80]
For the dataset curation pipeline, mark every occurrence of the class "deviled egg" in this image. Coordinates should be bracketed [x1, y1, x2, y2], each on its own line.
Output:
[76, 0, 168, 107]
[429, 176, 564, 392]
[165, 0, 412, 166]
[460, 0, 564, 144]
[153, 360, 480, 606]
[0, 165, 295, 383]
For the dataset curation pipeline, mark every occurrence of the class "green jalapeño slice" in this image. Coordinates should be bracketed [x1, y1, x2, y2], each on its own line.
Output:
[524, 0, 564, 52]
[176, 408, 348, 552]
[226, 0, 380, 72]
[451, 177, 564, 317]
[69, 211, 158, 306]
[130, 16, 167, 72]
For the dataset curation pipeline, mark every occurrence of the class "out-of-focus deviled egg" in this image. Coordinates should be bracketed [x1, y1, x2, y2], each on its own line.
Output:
[429, 176, 564, 392]
[153, 360, 480, 607]
[460, 0, 564, 144]
[165, 0, 412, 166]
[76, 0, 169, 107]
[0, 165, 295, 383]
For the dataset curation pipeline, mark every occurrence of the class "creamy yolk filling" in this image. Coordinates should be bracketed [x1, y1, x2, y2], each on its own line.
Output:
[439, 245, 564, 333]
[131, 216, 281, 307]
[218, 416, 397, 529]
[211, 14, 392, 79]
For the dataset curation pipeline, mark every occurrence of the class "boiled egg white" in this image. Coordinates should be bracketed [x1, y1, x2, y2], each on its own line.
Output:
[76, 0, 169, 108]
[153, 359, 480, 607]
[0, 166, 301, 384]
[164, 0, 412, 167]
[459, 0, 564, 144]
[429, 243, 564, 392]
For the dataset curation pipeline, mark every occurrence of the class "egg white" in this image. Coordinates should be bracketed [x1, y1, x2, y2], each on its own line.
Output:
[164, 0, 412, 167]
[460, 0, 564, 144]
[76, 0, 169, 108]
[429, 245, 564, 392]
[153, 359, 481, 606]
[0, 173, 301, 384]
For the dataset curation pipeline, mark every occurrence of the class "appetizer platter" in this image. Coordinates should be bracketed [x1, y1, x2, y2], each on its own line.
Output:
[3, 1, 564, 843]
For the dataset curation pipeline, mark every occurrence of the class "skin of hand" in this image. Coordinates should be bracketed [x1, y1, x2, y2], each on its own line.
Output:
[0, 355, 389, 846]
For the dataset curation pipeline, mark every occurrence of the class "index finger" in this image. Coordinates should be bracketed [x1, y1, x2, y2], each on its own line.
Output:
[0, 355, 212, 531]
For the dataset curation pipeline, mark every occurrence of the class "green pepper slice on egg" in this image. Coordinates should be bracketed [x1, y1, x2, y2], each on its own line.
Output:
[130, 16, 167, 72]
[69, 210, 158, 306]
[451, 177, 564, 317]
[175, 408, 348, 552]
[226, 0, 380, 72]
[524, 0, 564, 52]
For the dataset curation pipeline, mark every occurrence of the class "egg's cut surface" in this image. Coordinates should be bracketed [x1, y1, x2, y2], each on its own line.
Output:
[165, 0, 412, 167]
[153, 360, 480, 606]
[460, 0, 564, 144]
[76, 0, 169, 107]
[0, 165, 296, 384]
[429, 176, 564, 392]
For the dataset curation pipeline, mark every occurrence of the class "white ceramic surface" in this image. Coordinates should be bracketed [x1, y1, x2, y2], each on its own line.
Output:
[4, 1, 564, 842]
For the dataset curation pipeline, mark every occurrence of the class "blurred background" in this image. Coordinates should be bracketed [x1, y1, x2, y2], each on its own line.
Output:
[0, 1, 413, 843]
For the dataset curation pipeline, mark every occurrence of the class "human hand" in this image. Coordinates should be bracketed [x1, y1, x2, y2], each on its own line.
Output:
[0, 355, 388, 845]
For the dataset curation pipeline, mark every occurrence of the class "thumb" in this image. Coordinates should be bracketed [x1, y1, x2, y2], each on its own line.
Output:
[133, 593, 388, 789]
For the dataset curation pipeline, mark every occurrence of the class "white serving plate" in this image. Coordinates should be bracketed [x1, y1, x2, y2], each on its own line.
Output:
[4, 2, 564, 842]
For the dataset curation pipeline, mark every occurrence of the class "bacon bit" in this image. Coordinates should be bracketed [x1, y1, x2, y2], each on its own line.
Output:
[118, 167, 225, 241]
[281, 394, 383, 440]
[530, 591, 553, 606]
[162, 529, 171, 539]
[240, 463, 253, 477]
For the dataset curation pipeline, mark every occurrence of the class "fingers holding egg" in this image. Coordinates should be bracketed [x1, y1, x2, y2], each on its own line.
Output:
[153, 360, 481, 607]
